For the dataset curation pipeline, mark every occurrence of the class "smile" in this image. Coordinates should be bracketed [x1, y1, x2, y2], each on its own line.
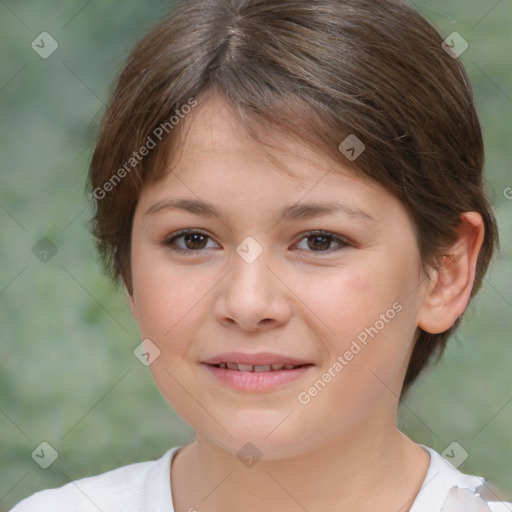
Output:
[203, 361, 314, 392]
[210, 362, 306, 372]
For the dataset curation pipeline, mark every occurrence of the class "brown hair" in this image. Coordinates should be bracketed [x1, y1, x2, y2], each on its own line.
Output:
[88, 0, 498, 395]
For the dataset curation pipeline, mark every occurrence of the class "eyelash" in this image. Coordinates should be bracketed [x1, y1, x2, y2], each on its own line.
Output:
[162, 229, 350, 256]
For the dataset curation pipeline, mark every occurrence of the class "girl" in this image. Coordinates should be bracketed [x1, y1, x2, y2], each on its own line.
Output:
[11, 0, 510, 510]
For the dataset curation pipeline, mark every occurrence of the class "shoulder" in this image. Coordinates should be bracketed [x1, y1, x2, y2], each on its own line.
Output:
[9, 447, 180, 512]
[410, 445, 512, 512]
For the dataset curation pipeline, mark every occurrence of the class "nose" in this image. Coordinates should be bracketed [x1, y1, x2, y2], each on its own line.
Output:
[213, 248, 292, 332]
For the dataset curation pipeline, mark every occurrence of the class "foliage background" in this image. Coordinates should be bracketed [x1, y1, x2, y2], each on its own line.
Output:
[1, 0, 511, 509]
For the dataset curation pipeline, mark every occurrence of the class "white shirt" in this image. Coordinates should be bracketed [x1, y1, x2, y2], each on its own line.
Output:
[10, 445, 512, 511]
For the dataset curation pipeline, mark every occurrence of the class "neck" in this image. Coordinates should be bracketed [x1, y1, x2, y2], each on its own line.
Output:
[171, 418, 429, 511]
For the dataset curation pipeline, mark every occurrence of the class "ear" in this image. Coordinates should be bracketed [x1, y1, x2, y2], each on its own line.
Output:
[418, 212, 485, 334]
[125, 286, 138, 320]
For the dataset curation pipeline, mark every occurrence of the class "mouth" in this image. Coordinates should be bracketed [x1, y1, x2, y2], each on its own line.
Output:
[201, 353, 314, 392]
[208, 362, 310, 372]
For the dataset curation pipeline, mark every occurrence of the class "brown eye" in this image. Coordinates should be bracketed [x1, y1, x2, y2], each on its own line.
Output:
[163, 229, 219, 254]
[294, 231, 349, 254]
[183, 232, 208, 250]
[307, 235, 332, 251]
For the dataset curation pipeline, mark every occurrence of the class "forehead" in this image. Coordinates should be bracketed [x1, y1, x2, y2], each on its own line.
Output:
[171, 93, 334, 182]
[157, 93, 377, 195]
[137, 93, 409, 231]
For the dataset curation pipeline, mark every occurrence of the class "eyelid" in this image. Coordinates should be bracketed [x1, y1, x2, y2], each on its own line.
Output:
[163, 228, 351, 255]
[162, 228, 220, 253]
[161, 228, 355, 258]
[292, 230, 351, 254]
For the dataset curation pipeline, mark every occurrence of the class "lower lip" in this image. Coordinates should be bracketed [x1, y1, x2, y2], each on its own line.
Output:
[202, 364, 314, 392]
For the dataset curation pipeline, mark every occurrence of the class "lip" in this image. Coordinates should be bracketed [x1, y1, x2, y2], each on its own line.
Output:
[203, 363, 313, 392]
[202, 351, 312, 366]
[201, 352, 314, 393]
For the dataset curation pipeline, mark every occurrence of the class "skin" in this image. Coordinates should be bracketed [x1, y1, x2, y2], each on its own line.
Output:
[128, 92, 484, 511]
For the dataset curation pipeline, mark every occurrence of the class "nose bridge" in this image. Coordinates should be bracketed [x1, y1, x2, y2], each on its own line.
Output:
[230, 238, 274, 304]
[215, 236, 290, 330]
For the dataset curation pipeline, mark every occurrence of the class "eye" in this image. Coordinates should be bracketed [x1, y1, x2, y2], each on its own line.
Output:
[293, 231, 350, 254]
[162, 229, 219, 254]
[162, 229, 350, 256]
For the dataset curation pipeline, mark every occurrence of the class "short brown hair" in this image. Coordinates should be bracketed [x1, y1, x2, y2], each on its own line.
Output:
[88, 0, 498, 395]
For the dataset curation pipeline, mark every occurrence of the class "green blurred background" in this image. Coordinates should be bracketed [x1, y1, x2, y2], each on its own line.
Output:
[1, 1, 511, 509]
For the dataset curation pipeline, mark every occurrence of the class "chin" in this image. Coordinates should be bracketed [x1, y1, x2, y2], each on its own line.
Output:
[199, 411, 317, 460]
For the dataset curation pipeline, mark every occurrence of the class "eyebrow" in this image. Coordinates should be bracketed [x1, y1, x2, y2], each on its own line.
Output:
[145, 198, 375, 222]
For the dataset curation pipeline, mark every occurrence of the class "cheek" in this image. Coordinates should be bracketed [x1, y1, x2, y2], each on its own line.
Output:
[302, 257, 417, 378]
[130, 252, 207, 419]
[299, 262, 397, 342]
[130, 246, 199, 340]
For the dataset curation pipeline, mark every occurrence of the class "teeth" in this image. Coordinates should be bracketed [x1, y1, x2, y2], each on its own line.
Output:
[237, 364, 254, 372]
[254, 365, 272, 372]
[216, 363, 302, 372]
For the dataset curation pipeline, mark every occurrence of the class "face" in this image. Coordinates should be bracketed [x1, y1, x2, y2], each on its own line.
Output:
[129, 93, 431, 459]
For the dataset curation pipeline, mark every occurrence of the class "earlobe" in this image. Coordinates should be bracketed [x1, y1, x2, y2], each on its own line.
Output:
[418, 212, 485, 334]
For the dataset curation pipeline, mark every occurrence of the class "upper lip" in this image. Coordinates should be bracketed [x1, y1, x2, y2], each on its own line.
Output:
[202, 352, 313, 366]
